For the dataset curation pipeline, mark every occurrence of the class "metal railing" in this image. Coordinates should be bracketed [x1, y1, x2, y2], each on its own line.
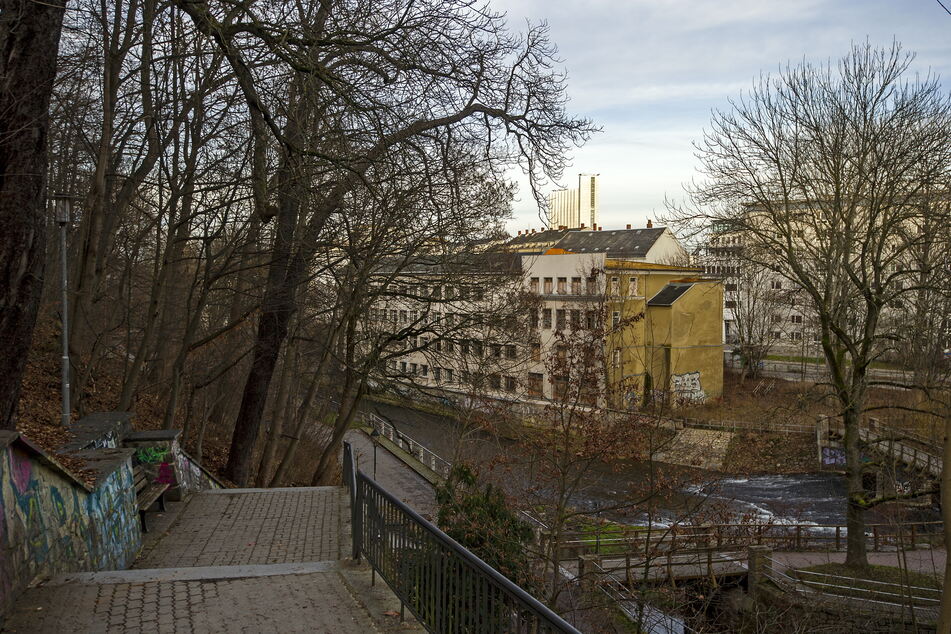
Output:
[764, 556, 940, 625]
[361, 410, 453, 479]
[343, 441, 579, 634]
[555, 521, 943, 559]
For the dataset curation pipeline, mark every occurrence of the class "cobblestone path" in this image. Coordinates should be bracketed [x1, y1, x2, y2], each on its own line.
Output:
[3, 488, 418, 633]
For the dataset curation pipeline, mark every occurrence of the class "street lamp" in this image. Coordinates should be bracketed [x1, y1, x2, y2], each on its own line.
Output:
[370, 427, 381, 479]
[53, 194, 73, 427]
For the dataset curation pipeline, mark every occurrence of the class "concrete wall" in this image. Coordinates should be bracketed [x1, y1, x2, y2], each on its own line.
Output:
[0, 434, 140, 617]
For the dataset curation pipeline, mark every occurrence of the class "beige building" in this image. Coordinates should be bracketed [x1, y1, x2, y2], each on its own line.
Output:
[380, 226, 723, 407]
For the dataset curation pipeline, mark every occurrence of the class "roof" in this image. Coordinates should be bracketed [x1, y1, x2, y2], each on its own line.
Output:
[555, 227, 667, 257]
[606, 260, 700, 272]
[504, 229, 574, 251]
[647, 283, 694, 306]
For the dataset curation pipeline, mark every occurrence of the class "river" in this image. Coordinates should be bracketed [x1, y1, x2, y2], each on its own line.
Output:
[366, 400, 940, 528]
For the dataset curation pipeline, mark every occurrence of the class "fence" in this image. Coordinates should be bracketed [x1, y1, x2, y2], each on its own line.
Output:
[361, 410, 453, 479]
[342, 441, 579, 634]
[764, 555, 940, 626]
[555, 521, 944, 559]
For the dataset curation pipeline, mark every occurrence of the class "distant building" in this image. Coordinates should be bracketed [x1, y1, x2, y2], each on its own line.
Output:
[548, 173, 599, 229]
[375, 224, 723, 407]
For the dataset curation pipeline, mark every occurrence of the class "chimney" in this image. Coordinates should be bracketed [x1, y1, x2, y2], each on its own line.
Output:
[531, 228, 536, 234]
[647, 219, 653, 228]
[598, 225, 602, 231]
[626, 224, 631, 230]
[580, 223, 586, 229]
[517, 230, 522, 236]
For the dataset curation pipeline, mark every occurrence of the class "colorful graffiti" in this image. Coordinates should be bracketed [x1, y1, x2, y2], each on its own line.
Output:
[0, 439, 140, 615]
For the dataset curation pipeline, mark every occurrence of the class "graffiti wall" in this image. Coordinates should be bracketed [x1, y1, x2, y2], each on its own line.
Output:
[125, 433, 221, 501]
[0, 435, 140, 616]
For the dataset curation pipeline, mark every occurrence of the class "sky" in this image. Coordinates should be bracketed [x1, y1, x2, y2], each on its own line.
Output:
[495, 0, 951, 234]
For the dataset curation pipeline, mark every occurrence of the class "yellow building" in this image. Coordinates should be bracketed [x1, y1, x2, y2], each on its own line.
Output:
[604, 261, 724, 405]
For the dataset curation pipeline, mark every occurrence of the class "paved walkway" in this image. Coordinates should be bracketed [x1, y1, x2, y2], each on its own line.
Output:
[344, 430, 436, 518]
[3, 488, 421, 633]
[774, 547, 946, 577]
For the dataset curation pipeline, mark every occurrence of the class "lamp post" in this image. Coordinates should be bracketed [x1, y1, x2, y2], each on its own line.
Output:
[53, 195, 72, 427]
[370, 427, 381, 479]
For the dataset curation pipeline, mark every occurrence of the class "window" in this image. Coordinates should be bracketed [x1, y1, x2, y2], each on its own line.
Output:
[627, 277, 638, 296]
[530, 310, 539, 329]
[527, 373, 544, 396]
[770, 331, 781, 340]
[571, 277, 582, 294]
[530, 277, 539, 293]
[570, 309, 581, 329]
[461, 339, 470, 356]
[791, 315, 803, 324]
[725, 283, 737, 292]
[435, 340, 442, 352]
[399, 310, 407, 323]
[531, 343, 541, 361]
[489, 374, 502, 390]
[445, 368, 454, 382]
[504, 376, 517, 392]
[445, 341, 454, 353]
[725, 300, 736, 309]
[585, 310, 597, 330]
[586, 276, 597, 294]
[432, 285, 442, 299]
[390, 309, 397, 323]
[612, 311, 620, 328]
[613, 349, 621, 367]
[472, 340, 483, 357]
[400, 361, 407, 372]
[410, 363, 418, 374]
[505, 345, 517, 359]
[433, 367, 441, 381]
[543, 277, 553, 294]
[770, 280, 783, 290]
[557, 277, 567, 294]
[790, 331, 802, 341]
[421, 365, 428, 377]
[552, 375, 568, 400]
[556, 309, 566, 330]
[611, 277, 620, 295]
[492, 344, 503, 358]
[542, 308, 552, 329]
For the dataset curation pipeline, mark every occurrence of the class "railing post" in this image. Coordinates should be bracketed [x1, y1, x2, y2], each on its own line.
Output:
[352, 474, 363, 561]
[835, 526, 841, 550]
[873, 526, 879, 552]
[795, 526, 801, 550]
[747, 546, 772, 598]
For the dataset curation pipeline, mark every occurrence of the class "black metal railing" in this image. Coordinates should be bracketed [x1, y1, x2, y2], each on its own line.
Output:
[342, 441, 579, 634]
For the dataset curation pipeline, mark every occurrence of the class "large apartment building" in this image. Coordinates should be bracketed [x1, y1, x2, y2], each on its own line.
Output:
[377, 225, 723, 408]
[547, 173, 600, 230]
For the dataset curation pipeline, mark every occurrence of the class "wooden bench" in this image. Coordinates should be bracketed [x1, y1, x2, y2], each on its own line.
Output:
[134, 465, 169, 533]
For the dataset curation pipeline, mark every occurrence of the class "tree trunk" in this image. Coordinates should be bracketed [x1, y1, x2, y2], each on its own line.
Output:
[844, 405, 869, 568]
[0, 0, 67, 429]
[255, 345, 294, 487]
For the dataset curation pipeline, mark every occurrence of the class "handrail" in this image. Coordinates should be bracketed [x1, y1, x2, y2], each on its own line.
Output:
[343, 441, 579, 634]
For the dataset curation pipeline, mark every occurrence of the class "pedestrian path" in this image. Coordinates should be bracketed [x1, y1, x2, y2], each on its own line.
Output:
[3, 487, 420, 633]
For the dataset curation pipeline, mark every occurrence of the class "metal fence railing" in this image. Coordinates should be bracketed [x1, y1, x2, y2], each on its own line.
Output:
[361, 410, 453, 479]
[342, 441, 579, 634]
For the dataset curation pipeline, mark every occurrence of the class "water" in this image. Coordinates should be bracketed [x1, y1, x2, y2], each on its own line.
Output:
[365, 401, 936, 527]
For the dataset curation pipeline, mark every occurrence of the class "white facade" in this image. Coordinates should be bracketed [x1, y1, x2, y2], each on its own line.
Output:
[548, 173, 599, 230]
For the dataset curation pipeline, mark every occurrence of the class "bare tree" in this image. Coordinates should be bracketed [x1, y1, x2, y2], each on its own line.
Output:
[0, 0, 68, 429]
[666, 42, 951, 567]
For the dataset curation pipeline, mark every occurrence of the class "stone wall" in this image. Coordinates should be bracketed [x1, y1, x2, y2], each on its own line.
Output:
[0, 432, 140, 617]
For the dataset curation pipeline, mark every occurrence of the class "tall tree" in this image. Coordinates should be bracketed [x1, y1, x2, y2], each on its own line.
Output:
[0, 0, 68, 429]
[667, 42, 951, 567]
[174, 0, 594, 485]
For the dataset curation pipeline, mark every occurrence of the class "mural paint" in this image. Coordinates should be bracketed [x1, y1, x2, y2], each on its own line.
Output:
[671, 371, 705, 402]
[0, 440, 140, 616]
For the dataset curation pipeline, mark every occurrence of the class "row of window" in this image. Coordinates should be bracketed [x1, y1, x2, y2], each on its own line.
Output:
[532, 308, 622, 330]
[370, 308, 460, 326]
[528, 275, 638, 296]
[390, 359, 543, 395]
